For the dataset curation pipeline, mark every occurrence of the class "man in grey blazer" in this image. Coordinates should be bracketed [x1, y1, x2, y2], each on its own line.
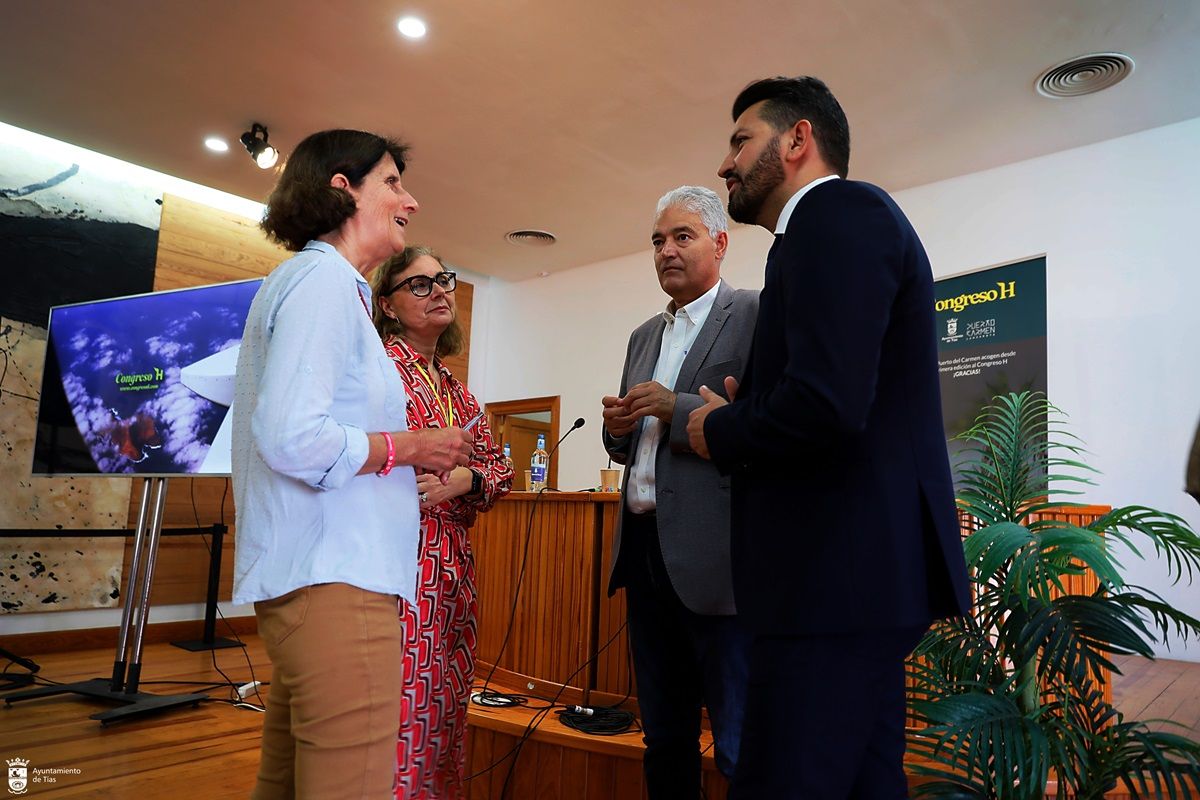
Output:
[601, 185, 759, 798]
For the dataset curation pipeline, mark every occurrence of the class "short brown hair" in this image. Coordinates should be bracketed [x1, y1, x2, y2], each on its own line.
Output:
[371, 246, 466, 360]
[261, 129, 410, 251]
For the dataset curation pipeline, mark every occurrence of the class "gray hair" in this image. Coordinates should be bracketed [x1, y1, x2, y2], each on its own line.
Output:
[655, 185, 728, 240]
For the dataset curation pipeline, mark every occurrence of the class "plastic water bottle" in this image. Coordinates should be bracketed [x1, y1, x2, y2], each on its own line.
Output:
[503, 442, 514, 474]
[530, 434, 548, 492]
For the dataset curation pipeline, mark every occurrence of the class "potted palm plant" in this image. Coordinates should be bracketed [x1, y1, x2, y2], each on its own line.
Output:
[907, 391, 1200, 799]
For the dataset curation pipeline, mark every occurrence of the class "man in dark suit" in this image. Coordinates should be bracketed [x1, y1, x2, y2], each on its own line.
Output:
[686, 77, 972, 798]
[602, 185, 759, 798]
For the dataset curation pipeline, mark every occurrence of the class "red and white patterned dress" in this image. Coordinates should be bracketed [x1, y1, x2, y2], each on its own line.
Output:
[383, 336, 513, 799]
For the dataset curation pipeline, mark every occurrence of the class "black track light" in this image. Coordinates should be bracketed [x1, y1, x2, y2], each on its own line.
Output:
[239, 123, 279, 169]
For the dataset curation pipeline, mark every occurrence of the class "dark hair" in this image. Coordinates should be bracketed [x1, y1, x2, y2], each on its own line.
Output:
[732, 76, 851, 178]
[371, 245, 466, 360]
[260, 129, 410, 251]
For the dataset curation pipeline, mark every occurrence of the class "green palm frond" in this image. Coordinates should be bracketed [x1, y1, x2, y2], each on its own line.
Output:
[1109, 722, 1200, 799]
[1105, 587, 1200, 648]
[909, 691, 1052, 800]
[954, 393, 1082, 521]
[912, 617, 1007, 689]
[964, 520, 1121, 608]
[1000, 593, 1156, 686]
[1092, 506, 1200, 585]
[953, 393, 1109, 526]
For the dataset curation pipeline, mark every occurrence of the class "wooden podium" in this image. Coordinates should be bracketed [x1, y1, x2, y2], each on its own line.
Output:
[468, 490, 690, 800]
[472, 490, 632, 700]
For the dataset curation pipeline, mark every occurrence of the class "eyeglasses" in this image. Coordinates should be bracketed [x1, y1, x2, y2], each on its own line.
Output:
[386, 271, 457, 298]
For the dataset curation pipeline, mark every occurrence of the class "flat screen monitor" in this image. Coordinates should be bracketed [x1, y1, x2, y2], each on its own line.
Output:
[31, 278, 262, 477]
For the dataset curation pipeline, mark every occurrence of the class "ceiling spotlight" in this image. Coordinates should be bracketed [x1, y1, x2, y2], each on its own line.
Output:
[397, 16, 427, 39]
[239, 123, 279, 169]
[204, 136, 229, 153]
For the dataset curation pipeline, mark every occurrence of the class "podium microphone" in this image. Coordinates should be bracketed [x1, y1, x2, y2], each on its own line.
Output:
[547, 417, 585, 488]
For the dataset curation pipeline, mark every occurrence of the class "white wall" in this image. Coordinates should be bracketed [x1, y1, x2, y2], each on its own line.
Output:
[479, 220, 776, 490]
[477, 116, 1200, 660]
[896, 116, 1200, 660]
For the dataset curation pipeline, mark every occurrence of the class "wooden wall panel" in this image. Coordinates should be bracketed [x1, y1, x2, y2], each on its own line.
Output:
[442, 279, 472, 385]
[153, 195, 286, 289]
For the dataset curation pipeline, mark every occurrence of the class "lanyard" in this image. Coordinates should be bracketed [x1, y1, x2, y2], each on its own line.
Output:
[413, 359, 453, 426]
[357, 285, 452, 425]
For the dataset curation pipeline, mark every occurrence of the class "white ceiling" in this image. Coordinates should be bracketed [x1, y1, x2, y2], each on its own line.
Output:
[3, 0, 1198, 280]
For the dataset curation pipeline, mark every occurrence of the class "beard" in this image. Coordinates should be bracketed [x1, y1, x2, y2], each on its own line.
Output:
[727, 136, 785, 225]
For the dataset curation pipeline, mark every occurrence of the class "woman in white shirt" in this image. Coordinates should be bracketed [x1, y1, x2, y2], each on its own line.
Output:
[231, 129, 473, 800]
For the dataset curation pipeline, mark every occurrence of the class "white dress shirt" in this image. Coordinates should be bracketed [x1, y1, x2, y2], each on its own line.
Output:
[230, 240, 419, 606]
[625, 279, 722, 514]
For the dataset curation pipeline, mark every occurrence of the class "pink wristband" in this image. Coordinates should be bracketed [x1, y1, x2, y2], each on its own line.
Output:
[377, 431, 396, 477]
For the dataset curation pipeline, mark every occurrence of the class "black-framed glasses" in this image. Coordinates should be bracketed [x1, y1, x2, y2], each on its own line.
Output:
[387, 271, 457, 298]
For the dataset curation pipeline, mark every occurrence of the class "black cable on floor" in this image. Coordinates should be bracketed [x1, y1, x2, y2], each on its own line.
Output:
[555, 704, 637, 735]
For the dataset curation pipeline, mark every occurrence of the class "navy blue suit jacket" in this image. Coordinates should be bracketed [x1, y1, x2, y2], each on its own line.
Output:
[704, 178, 971, 636]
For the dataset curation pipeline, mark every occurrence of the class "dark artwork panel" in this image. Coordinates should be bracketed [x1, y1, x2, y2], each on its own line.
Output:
[0, 213, 159, 326]
[0, 135, 165, 614]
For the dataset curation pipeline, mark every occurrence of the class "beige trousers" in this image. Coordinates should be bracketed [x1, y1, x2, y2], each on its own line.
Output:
[251, 583, 403, 800]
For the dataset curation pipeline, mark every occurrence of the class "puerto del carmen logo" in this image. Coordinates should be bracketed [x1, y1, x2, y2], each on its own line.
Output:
[7, 757, 29, 795]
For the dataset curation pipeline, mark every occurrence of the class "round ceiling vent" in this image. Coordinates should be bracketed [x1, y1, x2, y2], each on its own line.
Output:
[505, 229, 557, 246]
[1036, 52, 1134, 98]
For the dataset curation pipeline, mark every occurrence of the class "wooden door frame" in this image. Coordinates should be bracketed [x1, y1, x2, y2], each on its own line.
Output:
[485, 396, 561, 488]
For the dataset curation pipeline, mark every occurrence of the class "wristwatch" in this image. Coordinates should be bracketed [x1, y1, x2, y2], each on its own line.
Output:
[469, 469, 483, 497]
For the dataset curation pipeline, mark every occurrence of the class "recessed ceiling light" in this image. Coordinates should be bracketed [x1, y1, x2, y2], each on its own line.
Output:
[397, 16, 427, 39]
[204, 137, 229, 153]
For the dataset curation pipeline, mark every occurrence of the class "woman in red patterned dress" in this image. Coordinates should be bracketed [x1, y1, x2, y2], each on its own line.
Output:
[371, 245, 513, 799]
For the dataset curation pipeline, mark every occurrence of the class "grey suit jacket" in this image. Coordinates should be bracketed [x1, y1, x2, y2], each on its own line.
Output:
[602, 280, 759, 615]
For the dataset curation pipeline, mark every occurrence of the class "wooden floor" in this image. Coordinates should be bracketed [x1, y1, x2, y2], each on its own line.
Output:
[1, 639, 1197, 799]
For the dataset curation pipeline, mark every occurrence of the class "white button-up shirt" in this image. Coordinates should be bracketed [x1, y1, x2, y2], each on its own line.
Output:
[230, 241, 418, 606]
[625, 280, 721, 514]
